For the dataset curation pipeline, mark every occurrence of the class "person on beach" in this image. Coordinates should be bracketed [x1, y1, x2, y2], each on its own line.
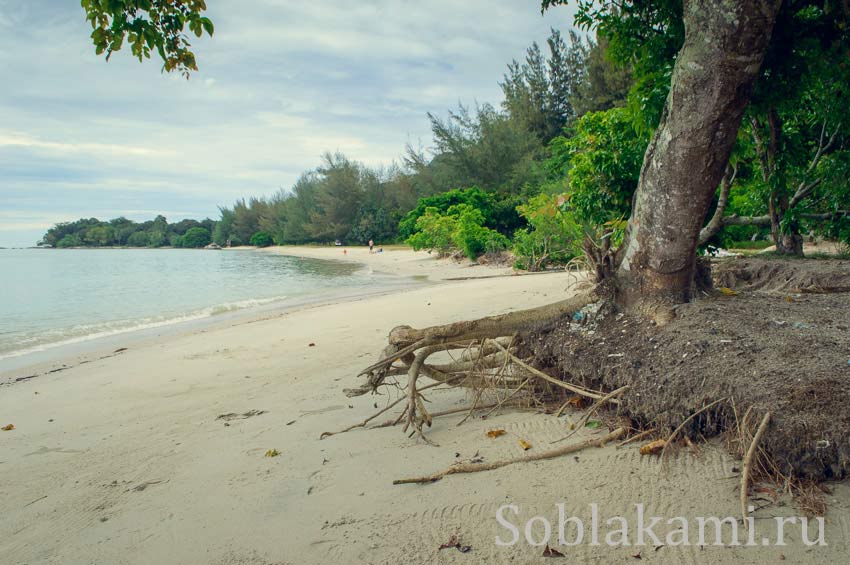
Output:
[368, 239, 374, 253]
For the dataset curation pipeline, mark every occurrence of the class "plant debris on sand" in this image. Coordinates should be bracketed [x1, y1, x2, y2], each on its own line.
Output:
[531, 257, 850, 480]
[338, 257, 849, 485]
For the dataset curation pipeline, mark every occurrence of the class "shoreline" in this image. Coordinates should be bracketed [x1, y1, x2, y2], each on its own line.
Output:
[2, 248, 847, 564]
[0, 246, 504, 381]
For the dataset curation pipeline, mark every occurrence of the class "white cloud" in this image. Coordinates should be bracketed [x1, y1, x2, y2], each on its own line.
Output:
[0, 0, 576, 246]
[0, 131, 168, 157]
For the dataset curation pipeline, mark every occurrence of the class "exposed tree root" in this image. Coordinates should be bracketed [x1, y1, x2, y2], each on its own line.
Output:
[320, 377, 461, 439]
[617, 428, 658, 448]
[551, 385, 629, 444]
[341, 289, 606, 443]
[660, 398, 728, 466]
[386, 291, 597, 347]
[393, 427, 625, 484]
[741, 412, 771, 528]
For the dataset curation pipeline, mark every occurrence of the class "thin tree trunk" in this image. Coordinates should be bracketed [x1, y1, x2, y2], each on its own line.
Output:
[616, 0, 782, 312]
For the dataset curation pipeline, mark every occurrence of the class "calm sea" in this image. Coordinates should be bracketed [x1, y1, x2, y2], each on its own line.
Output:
[0, 248, 397, 363]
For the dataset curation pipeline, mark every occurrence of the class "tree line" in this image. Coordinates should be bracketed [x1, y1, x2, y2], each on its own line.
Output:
[46, 15, 849, 265]
[40, 215, 216, 248]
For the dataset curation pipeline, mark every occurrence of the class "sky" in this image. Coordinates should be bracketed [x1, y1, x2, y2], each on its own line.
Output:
[0, 0, 575, 247]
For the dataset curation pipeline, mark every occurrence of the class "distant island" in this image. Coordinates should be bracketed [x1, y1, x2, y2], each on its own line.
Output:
[40, 215, 224, 249]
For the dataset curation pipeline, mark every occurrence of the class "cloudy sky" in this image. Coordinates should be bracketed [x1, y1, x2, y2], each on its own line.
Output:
[0, 0, 574, 247]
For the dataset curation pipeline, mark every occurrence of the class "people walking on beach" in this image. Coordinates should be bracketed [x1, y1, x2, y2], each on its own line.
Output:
[368, 239, 374, 253]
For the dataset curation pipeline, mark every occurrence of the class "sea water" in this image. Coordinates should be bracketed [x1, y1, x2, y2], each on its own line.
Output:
[0, 248, 393, 362]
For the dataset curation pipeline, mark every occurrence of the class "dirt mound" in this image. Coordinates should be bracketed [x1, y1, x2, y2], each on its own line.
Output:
[713, 256, 850, 293]
[530, 258, 850, 480]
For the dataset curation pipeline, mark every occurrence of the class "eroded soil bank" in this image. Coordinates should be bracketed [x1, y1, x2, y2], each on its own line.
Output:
[531, 257, 850, 480]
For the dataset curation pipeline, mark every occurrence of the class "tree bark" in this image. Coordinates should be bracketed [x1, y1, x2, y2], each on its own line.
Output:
[616, 0, 782, 311]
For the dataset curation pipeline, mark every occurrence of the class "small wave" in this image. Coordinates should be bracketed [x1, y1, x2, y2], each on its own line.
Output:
[0, 294, 289, 361]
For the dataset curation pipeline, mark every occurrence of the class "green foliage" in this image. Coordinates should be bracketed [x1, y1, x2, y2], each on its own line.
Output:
[406, 204, 509, 260]
[126, 231, 150, 247]
[213, 154, 415, 246]
[81, 0, 214, 77]
[410, 103, 547, 198]
[500, 29, 588, 142]
[347, 206, 398, 246]
[56, 234, 83, 248]
[40, 215, 215, 248]
[512, 194, 582, 271]
[407, 207, 459, 256]
[398, 187, 523, 240]
[182, 227, 211, 248]
[551, 107, 647, 225]
[249, 231, 274, 247]
[84, 225, 114, 246]
[452, 205, 511, 260]
[570, 33, 632, 117]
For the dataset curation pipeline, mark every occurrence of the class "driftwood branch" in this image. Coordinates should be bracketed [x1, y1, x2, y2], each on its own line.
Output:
[393, 427, 625, 484]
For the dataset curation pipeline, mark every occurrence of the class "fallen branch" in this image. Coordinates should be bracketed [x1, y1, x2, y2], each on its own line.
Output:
[741, 412, 771, 528]
[392, 427, 625, 485]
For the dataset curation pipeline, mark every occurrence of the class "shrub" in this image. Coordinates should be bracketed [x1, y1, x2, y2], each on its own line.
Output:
[56, 234, 83, 248]
[126, 231, 150, 247]
[398, 187, 523, 240]
[182, 227, 211, 248]
[512, 194, 582, 271]
[406, 204, 508, 260]
[451, 204, 509, 260]
[249, 231, 274, 247]
[407, 207, 457, 256]
[548, 107, 646, 226]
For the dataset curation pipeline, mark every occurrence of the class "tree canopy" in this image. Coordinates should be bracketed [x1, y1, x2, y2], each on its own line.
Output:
[81, 0, 214, 76]
[66, 0, 849, 269]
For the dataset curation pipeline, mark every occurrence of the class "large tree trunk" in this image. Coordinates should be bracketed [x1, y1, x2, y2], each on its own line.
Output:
[616, 0, 781, 312]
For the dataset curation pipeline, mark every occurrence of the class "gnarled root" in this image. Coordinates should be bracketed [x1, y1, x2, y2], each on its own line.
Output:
[336, 290, 608, 442]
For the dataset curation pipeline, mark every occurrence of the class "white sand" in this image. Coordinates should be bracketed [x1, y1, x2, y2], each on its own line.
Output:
[1, 247, 847, 564]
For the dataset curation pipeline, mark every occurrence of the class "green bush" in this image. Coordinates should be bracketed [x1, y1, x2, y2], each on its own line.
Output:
[182, 227, 211, 248]
[407, 207, 458, 256]
[126, 231, 150, 247]
[452, 204, 509, 260]
[249, 231, 274, 247]
[512, 194, 582, 271]
[148, 231, 167, 247]
[399, 187, 523, 240]
[56, 234, 83, 248]
[406, 204, 508, 260]
[548, 107, 646, 225]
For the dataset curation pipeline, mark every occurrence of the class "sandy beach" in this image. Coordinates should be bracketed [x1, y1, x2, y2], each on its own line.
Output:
[1, 247, 847, 564]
